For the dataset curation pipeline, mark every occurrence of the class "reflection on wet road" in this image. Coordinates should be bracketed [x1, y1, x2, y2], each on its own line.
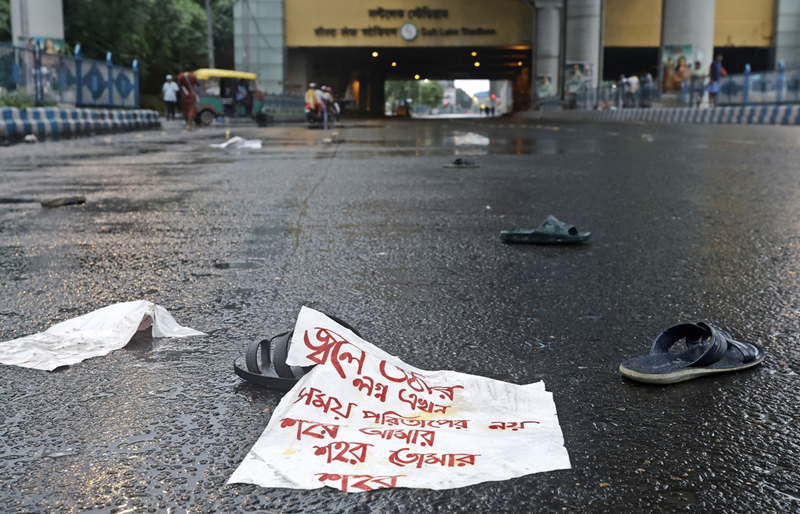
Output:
[1, 118, 800, 512]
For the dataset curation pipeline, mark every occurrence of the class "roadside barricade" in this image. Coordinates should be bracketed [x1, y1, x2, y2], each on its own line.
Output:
[1, 107, 159, 141]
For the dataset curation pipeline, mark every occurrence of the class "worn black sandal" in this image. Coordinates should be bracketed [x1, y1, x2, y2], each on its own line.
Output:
[233, 314, 362, 391]
[619, 322, 765, 384]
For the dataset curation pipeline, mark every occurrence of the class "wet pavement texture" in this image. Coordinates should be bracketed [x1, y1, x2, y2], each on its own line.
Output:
[1, 118, 800, 513]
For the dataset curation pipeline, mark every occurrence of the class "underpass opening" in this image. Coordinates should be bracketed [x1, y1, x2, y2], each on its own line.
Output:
[283, 0, 534, 115]
[385, 79, 513, 117]
[288, 46, 531, 115]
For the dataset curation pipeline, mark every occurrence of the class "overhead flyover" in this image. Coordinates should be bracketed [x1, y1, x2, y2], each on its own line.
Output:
[283, 0, 534, 112]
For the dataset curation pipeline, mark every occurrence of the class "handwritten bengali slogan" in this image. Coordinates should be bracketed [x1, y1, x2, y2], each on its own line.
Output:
[228, 307, 571, 492]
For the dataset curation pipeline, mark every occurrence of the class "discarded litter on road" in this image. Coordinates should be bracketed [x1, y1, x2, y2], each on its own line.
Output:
[0, 300, 205, 371]
[209, 135, 262, 149]
[501, 215, 591, 245]
[228, 307, 571, 492]
[40, 196, 86, 208]
[442, 158, 479, 168]
[619, 322, 765, 384]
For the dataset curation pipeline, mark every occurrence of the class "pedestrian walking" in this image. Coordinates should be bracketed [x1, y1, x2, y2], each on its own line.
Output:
[177, 65, 200, 129]
[617, 74, 628, 108]
[708, 55, 727, 108]
[162, 75, 179, 120]
[627, 74, 640, 107]
[641, 73, 654, 107]
[691, 61, 706, 107]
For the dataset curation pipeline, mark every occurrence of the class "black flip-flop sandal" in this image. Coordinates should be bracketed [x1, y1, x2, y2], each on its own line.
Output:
[501, 215, 591, 245]
[619, 322, 765, 384]
[442, 158, 479, 168]
[233, 314, 362, 391]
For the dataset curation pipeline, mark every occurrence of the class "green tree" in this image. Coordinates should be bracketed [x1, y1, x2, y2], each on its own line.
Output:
[0, 0, 10, 43]
[456, 88, 473, 109]
[62, 0, 233, 95]
[420, 81, 443, 108]
[384, 80, 413, 103]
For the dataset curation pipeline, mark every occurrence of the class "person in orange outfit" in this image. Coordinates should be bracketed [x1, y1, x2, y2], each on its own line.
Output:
[177, 64, 200, 129]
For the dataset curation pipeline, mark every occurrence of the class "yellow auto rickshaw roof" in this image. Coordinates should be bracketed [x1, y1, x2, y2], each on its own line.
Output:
[194, 68, 258, 81]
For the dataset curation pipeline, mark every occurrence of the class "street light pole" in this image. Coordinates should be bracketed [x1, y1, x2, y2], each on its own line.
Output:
[205, 0, 215, 68]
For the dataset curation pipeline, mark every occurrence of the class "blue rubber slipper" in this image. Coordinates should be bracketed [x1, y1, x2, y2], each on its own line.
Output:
[619, 322, 765, 384]
[501, 215, 590, 245]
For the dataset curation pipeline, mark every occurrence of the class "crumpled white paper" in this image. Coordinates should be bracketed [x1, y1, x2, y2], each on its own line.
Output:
[209, 136, 262, 149]
[0, 300, 205, 371]
[228, 307, 571, 492]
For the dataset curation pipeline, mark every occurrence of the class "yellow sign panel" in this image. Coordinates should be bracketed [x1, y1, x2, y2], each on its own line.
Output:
[286, 0, 533, 48]
[605, 0, 774, 48]
[714, 0, 773, 47]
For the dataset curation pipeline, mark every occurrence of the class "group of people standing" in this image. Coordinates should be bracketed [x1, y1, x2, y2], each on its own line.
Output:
[616, 73, 655, 108]
[661, 54, 728, 107]
[162, 65, 200, 129]
[617, 55, 728, 109]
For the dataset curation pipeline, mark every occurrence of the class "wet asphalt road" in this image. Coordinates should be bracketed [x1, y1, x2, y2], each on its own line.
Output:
[1, 116, 800, 513]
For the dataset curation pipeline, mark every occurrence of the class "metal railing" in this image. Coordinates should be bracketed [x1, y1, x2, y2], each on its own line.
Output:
[551, 81, 660, 110]
[536, 61, 800, 110]
[261, 93, 305, 113]
[716, 62, 800, 106]
[0, 41, 139, 108]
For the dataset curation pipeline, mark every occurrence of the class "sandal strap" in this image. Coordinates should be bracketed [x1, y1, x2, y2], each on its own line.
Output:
[270, 331, 294, 378]
[245, 338, 267, 374]
[705, 325, 759, 363]
[690, 323, 730, 367]
[244, 331, 295, 378]
[651, 323, 728, 367]
[244, 315, 361, 379]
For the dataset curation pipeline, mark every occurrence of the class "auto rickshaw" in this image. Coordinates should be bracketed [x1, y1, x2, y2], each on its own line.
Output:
[194, 69, 267, 126]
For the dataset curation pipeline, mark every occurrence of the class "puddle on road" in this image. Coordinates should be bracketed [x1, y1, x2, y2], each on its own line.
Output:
[325, 129, 599, 157]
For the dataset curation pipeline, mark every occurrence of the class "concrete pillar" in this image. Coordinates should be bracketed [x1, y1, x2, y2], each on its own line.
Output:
[660, 0, 716, 93]
[536, 4, 563, 97]
[564, 0, 603, 89]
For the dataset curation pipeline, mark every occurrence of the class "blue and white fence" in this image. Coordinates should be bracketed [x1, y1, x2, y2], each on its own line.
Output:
[0, 41, 139, 108]
[1, 106, 158, 140]
[715, 62, 800, 106]
[542, 104, 800, 125]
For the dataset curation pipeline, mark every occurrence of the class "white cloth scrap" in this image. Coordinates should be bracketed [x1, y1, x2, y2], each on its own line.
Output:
[209, 136, 262, 149]
[228, 306, 571, 492]
[0, 300, 205, 371]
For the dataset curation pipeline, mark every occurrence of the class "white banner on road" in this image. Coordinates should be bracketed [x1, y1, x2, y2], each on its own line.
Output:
[229, 307, 571, 492]
[0, 300, 205, 371]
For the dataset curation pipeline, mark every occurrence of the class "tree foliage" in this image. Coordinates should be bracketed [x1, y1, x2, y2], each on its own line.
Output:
[62, 0, 231, 96]
[456, 88, 473, 109]
[384, 80, 413, 103]
[420, 82, 443, 107]
[0, 0, 10, 43]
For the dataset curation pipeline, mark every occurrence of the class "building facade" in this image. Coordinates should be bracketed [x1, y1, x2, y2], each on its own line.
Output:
[233, 0, 800, 109]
